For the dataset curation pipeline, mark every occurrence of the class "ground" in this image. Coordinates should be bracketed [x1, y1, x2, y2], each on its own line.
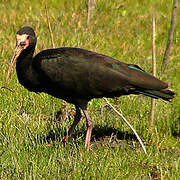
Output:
[0, 0, 179, 179]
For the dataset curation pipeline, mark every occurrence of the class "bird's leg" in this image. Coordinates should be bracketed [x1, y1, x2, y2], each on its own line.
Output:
[63, 105, 82, 145]
[82, 106, 93, 151]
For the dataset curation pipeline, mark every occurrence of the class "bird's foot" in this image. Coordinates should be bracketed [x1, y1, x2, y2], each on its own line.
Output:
[62, 135, 69, 147]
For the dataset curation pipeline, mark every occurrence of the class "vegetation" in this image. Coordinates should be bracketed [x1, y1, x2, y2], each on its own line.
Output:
[0, 0, 179, 179]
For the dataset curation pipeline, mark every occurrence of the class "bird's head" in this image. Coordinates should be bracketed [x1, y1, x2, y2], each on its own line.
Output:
[16, 26, 37, 51]
[3, 26, 37, 89]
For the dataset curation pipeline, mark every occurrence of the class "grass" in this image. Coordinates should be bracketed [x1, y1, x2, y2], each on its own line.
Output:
[0, 0, 180, 179]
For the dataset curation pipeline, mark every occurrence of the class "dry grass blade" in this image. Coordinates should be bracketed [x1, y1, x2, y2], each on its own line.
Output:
[87, 0, 95, 25]
[149, 14, 156, 127]
[103, 98, 147, 154]
[44, 3, 55, 48]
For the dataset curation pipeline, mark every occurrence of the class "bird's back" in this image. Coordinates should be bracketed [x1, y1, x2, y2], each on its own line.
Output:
[32, 47, 171, 103]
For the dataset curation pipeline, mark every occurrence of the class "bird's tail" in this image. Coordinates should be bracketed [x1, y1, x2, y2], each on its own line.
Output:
[137, 88, 175, 101]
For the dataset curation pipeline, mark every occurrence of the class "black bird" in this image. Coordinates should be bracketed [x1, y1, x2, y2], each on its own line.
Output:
[5, 26, 175, 151]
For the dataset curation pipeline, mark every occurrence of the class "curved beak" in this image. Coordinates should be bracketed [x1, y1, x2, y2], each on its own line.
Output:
[4, 44, 24, 88]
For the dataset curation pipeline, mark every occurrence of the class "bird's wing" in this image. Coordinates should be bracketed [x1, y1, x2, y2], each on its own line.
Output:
[33, 47, 167, 98]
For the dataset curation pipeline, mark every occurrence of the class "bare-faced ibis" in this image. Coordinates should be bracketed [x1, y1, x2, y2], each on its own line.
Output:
[5, 26, 175, 151]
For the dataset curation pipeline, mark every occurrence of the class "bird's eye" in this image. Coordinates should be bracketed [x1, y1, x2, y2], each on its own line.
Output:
[20, 41, 26, 47]
[26, 35, 30, 40]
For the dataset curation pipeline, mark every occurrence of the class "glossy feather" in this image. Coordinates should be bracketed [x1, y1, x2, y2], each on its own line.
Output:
[16, 47, 173, 104]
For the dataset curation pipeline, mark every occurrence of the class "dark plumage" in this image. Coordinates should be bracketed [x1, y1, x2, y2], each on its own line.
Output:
[5, 26, 175, 150]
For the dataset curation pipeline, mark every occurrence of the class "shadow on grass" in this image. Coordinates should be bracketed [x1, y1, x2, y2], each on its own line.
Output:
[42, 124, 137, 146]
[36, 110, 138, 147]
[92, 125, 137, 141]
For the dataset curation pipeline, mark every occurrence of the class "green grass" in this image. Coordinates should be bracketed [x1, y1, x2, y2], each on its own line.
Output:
[0, 0, 180, 179]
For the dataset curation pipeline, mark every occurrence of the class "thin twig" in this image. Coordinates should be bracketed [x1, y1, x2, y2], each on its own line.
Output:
[162, 0, 178, 72]
[1, 86, 14, 92]
[150, 14, 156, 127]
[87, 0, 95, 25]
[103, 98, 147, 154]
[44, 3, 55, 48]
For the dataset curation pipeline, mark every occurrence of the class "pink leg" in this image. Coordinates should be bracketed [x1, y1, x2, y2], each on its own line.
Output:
[82, 108, 93, 151]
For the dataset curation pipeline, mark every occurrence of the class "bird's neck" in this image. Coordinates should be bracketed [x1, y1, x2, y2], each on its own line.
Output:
[16, 48, 39, 90]
[16, 49, 34, 75]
